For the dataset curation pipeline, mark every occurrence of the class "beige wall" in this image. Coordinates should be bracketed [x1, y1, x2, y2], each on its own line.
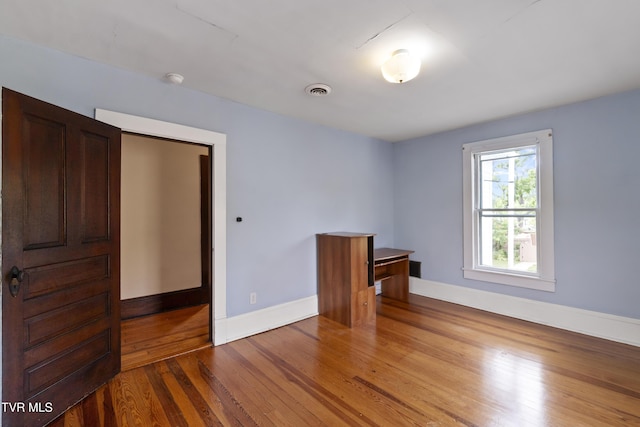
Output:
[121, 134, 208, 300]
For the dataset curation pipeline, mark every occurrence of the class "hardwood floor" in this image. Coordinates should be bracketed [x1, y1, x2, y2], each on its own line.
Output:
[52, 295, 640, 426]
[121, 304, 211, 371]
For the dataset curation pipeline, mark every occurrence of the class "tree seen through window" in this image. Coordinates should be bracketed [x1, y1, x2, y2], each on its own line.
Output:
[478, 146, 537, 273]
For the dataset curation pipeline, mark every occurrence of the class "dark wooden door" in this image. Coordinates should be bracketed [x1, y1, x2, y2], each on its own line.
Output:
[2, 88, 121, 426]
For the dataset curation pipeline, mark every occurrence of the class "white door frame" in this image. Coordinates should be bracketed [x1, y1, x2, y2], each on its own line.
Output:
[95, 109, 228, 344]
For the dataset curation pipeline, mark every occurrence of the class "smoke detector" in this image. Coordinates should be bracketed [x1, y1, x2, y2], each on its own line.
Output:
[165, 73, 184, 84]
[305, 83, 332, 97]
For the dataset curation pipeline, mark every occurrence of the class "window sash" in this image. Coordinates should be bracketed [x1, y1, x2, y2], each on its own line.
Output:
[477, 208, 537, 217]
[475, 210, 539, 275]
[462, 129, 555, 292]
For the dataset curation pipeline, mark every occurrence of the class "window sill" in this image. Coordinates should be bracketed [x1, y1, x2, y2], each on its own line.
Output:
[463, 268, 556, 292]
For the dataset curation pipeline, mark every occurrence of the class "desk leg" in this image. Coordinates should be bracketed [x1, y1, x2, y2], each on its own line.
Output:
[380, 259, 409, 302]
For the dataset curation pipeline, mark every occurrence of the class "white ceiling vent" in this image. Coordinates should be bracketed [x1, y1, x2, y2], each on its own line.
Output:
[305, 83, 332, 97]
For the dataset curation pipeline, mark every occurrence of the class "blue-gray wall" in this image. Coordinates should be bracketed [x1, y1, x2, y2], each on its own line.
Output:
[0, 34, 395, 317]
[394, 89, 640, 319]
[2, 33, 639, 321]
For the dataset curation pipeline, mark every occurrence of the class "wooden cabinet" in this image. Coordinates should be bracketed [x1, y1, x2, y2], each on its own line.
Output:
[317, 232, 375, 327]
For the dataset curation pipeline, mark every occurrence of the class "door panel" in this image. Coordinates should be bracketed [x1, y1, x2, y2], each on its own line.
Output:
[2, 88, 121, 426]
[81, 130, 111, 242]
[23, 113, 67, 250]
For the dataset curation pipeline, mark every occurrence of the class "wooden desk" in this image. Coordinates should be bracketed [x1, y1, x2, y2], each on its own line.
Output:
[374, 248, 414, 302]
[316, 233, 414, 327]
[317, 233, 375, 327]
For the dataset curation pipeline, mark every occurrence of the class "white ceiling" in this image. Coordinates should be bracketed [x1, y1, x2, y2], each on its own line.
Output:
[2, 0, 640, 142]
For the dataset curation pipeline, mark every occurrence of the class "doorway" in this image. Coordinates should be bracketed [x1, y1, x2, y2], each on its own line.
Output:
[119, 134, 212, 369]
[0, 92, 227, 425]
[120, 133, 211, 318]
[95, 109, 228, 347]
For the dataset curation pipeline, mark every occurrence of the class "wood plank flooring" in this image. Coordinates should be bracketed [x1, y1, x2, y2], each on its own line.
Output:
[51, 295, 640, 426]
[121, 304, 211, 371]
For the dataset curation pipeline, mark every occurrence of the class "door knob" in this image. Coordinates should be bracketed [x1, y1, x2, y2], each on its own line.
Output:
[8, 266, 24, 297]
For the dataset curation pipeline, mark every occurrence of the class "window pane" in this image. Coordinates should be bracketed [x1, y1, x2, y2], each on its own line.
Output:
[479, 147, 537, 210]
[479, 214, 537, 273]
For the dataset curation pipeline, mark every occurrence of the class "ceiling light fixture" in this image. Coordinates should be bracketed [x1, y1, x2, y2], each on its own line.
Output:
[381, 49, 421, 84]
[165, 72, 184, 84]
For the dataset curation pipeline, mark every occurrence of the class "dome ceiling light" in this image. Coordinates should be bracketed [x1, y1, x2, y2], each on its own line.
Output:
[381, 49, 421, 83]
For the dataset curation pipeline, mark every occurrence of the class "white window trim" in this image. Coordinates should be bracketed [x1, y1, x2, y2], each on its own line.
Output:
[462, 129, 556, 292]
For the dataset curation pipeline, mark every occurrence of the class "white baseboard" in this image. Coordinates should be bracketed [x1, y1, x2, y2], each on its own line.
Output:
[214, 295, 318, 345]
[410, 278, 640, 347]
[212, 281, 640, 348]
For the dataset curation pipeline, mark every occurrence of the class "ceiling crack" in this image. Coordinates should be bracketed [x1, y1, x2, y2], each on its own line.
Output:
[355, 12, 414, 50]
[502, 0, 544, 25]
[174, 4, 239, 40]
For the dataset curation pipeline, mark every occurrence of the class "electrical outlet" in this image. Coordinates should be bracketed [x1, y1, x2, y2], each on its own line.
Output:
[250, 292, 257, 304]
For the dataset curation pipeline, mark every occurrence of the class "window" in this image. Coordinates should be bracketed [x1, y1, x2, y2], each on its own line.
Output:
[463, 129, 555, 291]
